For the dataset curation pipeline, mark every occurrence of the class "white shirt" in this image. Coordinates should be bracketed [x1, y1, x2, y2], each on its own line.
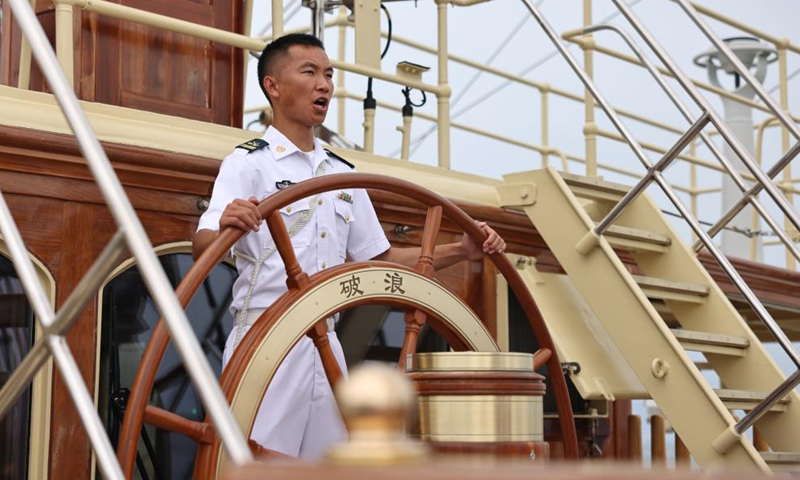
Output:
[198, 126, 390, 314]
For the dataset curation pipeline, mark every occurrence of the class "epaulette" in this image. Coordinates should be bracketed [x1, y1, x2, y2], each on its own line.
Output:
[325, 149, 356, 169]
[236, 138, 269, 153]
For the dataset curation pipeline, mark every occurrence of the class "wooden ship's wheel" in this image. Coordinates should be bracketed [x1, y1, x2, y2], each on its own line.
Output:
[115, 173, 579, 479]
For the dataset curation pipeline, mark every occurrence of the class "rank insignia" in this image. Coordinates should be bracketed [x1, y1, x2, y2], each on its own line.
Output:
[276, 180, 295, 190]
[275, 145, 286, 153]
[337, 191, 353, 204]
[236, 138, 268, 153]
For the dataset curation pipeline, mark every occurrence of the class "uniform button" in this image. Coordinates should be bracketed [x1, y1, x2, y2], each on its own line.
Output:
[286, 206, 292, 213]
[321, 231, 327, 238]
[318, 199, 324, 206]
[321, 262, 326, 269]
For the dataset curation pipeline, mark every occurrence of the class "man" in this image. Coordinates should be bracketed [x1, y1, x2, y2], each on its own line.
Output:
[193, 33, 505, 459]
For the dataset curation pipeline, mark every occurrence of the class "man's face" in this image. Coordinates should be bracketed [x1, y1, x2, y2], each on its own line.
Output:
[265, 45, 334, 128]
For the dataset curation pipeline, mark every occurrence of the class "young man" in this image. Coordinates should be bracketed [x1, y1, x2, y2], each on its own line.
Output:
[193, 33, 505, 459]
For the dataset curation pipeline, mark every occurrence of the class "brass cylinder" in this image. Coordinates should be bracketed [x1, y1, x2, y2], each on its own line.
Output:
[407, 352, 545, 444]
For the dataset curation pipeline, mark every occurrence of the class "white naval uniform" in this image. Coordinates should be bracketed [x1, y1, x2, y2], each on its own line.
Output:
[197, 126, 390, 458]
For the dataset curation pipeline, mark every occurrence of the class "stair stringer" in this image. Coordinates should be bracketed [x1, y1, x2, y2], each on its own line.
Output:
[504, 167, 768, 472]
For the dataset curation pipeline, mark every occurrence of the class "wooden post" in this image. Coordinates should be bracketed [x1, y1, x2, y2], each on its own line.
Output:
[675, 433, 691, 468]
[650, 415, 666, 467]
[627, 414, 642, 463]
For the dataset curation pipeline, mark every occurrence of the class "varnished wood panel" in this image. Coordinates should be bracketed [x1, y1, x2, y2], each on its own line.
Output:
[95, 0, 243, 126]
[2, 0, 244, 126]
[429, 441, 549, 461]
[48, 203, 96, 479]
[1, 188, 202, 480]
[1, 6, 56, 92]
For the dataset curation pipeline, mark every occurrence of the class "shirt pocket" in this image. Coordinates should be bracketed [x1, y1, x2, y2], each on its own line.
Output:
[264, 197, 313, 250]
[333, 191, 356, 258]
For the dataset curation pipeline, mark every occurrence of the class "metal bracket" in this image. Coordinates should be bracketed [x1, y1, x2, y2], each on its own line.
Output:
[562, 361, 581, 376]
[497, 182, 537, 207]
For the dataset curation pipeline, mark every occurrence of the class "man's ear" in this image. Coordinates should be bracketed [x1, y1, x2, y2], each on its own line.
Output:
[263, 76, 280, 102]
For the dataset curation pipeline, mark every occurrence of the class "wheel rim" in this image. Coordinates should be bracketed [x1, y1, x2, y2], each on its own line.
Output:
[118, 173, 579, 479]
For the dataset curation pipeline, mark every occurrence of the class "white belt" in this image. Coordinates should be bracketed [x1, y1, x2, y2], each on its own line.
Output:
[241, 308, 336, 332]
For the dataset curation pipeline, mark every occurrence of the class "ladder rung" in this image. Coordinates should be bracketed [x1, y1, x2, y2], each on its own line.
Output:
[671, 329, 749, 356]
[761, 452, 800, 473]
[716, 389, 791, 412]
[560, 172, 630, 202]
[604, 224, 672, 253]
[633, 275, 710, 304]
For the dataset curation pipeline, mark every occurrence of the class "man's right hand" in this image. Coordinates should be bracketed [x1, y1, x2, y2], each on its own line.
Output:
[220, 197, 262, 232]
[193, 197, 262, 260]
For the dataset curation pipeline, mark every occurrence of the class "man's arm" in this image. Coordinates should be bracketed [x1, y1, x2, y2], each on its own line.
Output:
[372, 221, 505, 269]
[192, 197, 262, 260]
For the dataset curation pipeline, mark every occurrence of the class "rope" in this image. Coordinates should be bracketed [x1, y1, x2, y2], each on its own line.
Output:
[231, 161, 328, 349]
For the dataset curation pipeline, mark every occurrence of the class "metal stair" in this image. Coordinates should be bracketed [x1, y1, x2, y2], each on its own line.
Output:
[501, 167, 800, 472]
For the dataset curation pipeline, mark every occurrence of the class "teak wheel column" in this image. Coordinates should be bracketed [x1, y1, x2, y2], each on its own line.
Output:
[117, 173, 579, 479]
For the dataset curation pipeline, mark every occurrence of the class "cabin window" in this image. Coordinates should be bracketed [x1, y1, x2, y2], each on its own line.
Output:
[98, 253, 236, 480]
[0, 254, 34, 480]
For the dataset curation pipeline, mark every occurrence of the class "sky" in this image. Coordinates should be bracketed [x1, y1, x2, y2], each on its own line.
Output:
[242, 0, 800, 270]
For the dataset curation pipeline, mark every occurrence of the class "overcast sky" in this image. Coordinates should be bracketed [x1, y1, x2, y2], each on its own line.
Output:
[243, 0, 800, 269]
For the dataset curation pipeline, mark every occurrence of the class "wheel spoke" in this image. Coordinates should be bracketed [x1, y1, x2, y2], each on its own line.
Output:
[307, 321, 344, 388]
[398, 310, 426, 371]
[416, 205, 442, 277]
[265, 211, 309, 290]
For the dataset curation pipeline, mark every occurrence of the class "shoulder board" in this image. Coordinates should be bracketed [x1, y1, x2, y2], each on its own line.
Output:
[236, 138, 269, 153]
[325, 149, 355, 169]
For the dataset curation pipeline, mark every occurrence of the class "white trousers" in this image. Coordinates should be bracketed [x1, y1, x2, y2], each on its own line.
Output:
[222, 320, 348, 459]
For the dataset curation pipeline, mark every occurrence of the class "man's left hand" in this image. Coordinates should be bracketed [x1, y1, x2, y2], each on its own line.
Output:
[461, 222, 506, 261]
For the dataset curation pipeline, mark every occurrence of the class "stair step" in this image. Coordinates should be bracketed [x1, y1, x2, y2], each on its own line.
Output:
[716, 389, 791, 412]
[560, 172, 630, 202]
[671, 329, 749, 356]
[603, 224, 672, 253]
[633, 275, 710, 304]
[761, 452, 800, 473]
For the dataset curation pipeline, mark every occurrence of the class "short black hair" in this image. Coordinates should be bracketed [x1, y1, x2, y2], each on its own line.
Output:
[257, 33, 326, 104]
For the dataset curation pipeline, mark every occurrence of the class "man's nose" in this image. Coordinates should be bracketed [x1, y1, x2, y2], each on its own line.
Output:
[316, 76, 331, 92]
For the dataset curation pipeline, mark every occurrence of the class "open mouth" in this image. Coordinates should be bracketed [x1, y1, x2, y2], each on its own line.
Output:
[313, 98, 329, 109]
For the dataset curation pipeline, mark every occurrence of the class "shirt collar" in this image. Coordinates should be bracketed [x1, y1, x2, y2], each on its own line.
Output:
[264, 126, 329, 168]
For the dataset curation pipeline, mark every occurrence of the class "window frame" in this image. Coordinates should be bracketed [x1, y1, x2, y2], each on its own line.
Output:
[92, 241, 235, 479]
[0, 238, 56, 480]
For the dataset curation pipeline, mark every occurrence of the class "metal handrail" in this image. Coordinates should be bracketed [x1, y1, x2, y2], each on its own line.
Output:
[632, 0, 800, 446]
[521, 0, 800, 452]
[565, 23, 800, 268]
[3, 0, 254, 478]
[612, 0, 800, 366]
